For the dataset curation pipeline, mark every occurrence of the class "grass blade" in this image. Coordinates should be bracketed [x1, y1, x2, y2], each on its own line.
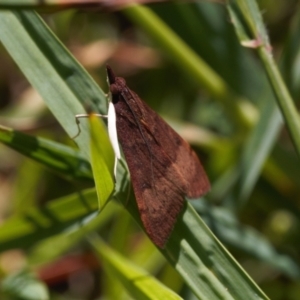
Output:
[89, 114, 115, 209]
[227, 0, 300, 159]
[90, 236, 183, 300]
[122, 3, 257, 130]
[0, 188, 99, 252]
[0, 124, 92, 181]
[0, 10, 106, 159]
[121, 192, 269, 300]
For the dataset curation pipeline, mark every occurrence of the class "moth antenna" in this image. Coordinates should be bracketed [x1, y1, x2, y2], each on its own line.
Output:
[106, 65, 116, 84]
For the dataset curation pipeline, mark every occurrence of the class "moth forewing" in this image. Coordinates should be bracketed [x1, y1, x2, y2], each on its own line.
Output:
[106, 65, 210, 248]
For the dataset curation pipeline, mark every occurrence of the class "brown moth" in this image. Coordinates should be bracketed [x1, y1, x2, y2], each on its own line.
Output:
[107, 66, 210, 248]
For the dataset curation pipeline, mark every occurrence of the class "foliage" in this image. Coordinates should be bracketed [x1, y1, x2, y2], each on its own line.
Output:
[0, 0, 299, 299]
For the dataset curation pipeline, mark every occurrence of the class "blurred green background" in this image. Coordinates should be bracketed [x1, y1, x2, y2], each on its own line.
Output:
[0, 0, 300, 299]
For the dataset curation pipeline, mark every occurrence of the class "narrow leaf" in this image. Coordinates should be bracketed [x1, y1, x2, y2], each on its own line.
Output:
[90, 237, 183, 300]
[28, 201, 120, 267]
[0, 10, 107, 159]
[227, 0, 300, 159]
[0, 188, 99, 252]
[89, 114, 115, 209]
[0, 124, 92, 181]
[121, 193, 269, 300]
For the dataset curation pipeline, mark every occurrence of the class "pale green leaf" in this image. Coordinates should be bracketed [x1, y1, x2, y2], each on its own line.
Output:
[89, 114, 115, 209]
[90, 237, 183, 300]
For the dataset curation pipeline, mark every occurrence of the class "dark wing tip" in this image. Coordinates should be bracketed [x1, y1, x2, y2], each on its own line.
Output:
[106, 64, 116, 84]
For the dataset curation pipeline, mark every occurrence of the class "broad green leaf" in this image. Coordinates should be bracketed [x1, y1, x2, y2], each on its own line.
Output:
[90, 237, 183, 300]
[89, 115, 115, 209]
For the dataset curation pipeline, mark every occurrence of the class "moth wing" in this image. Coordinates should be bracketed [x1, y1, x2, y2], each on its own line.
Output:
[117, 125, 187, 248]
[113, 82, 209, 247]
[116, 100, 209, 247]
[142, 102, 210, 198]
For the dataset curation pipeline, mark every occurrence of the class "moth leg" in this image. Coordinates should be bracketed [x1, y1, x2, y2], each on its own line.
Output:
[73, 112, 120, 180]
[72, 113, 108, 139]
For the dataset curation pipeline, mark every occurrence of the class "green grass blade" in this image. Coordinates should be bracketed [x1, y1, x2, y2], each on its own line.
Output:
[0, 124, 92, 181]
[195, 202, 300, 278]
[121, 194, 269, 300]
[90, 236, 183, 300]
[219, 2, 300, 207]
[28, 201, 120, 267]
[235, 101, 282, 205]
[166, 203, 269, 299]
[122, 3, 257, 130]
[0, 188, 99, 252]
[0, 10, 107, 159]
[89, 114, 115, 209]
[227, 0, 300, 159]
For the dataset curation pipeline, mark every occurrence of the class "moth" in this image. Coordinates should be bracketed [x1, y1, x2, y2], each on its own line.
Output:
[78, 66, 210, 248]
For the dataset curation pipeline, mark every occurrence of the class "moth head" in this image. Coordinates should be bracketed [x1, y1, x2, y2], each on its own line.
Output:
[106, 64, 116, 84]
[110, 78, 126, 93]
[106, 65, 126, 104]
[110, 79, 126, 104]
